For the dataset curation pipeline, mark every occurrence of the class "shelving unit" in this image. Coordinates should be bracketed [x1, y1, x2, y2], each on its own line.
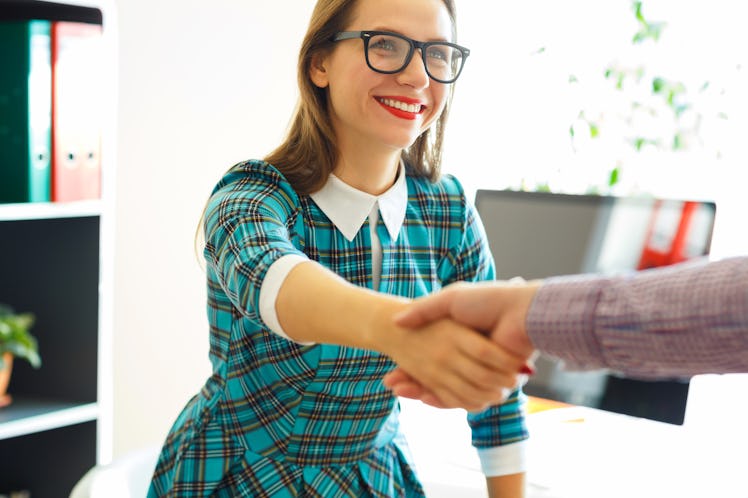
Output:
[0, 0, 115, 496]
[0, 200, 102, 221]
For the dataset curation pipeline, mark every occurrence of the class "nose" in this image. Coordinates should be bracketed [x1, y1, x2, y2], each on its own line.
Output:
[396, 49, 430, 88]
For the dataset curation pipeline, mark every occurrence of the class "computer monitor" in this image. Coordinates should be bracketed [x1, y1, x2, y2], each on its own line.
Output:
[474, 189, 717, 424]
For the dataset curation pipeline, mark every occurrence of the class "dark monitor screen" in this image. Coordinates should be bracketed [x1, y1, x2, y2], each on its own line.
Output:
[474, 189, 717, 424]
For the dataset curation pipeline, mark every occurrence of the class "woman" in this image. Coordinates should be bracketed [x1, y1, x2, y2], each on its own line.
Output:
[148, 0, 528, 496]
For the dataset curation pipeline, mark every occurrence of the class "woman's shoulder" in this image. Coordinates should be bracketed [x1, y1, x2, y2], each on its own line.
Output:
[406, 170, 467, 200]
[206, 159, 301, 217]
[213, 159, 290, 193]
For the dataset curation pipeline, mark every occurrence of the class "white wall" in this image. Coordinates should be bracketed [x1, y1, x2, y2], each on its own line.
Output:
[113, 1, 314, 455]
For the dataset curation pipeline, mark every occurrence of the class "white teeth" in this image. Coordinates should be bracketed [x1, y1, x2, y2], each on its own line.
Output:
[379, 98, 422, 113]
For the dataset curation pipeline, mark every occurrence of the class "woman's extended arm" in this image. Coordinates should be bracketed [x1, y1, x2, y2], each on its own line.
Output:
[486, 473, 525, 498]
[276, 261, 525, 411]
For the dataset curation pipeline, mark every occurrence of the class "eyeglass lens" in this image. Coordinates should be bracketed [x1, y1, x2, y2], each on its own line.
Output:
[366, 33, 463, 82]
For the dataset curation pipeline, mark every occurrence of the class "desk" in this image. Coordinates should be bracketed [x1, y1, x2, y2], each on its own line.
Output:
[399, 397, 748, 498]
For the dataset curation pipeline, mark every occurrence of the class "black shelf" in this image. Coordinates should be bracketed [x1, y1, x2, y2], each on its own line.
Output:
[0, 0, 102, 24]
[0, 420, 97, 497]
[0, 216, 100, 401]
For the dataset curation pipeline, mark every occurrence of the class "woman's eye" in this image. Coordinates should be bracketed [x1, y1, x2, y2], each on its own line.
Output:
[371, 38, 397, 51]
[427, 46, 449, 63]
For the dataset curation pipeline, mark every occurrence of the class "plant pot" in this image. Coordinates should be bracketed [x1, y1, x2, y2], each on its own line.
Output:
[0, 352, 13, 408]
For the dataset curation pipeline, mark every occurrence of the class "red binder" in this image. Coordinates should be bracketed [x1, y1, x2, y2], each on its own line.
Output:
[637, 200, 699, 270]
[51, 21, 103, 202]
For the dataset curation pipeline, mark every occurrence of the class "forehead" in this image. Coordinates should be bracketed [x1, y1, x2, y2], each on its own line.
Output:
[348, 0, 454, 41]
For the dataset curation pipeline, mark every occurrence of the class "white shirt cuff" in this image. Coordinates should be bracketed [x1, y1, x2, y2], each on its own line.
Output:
[477, 440, 528, 477]
[259, 254, 313, 344]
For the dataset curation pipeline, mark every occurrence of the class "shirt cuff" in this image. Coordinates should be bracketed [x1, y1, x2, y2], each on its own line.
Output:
[476, 440, 527, 477]
[527, 276, 607, 370]
[259, 253, 313, 344]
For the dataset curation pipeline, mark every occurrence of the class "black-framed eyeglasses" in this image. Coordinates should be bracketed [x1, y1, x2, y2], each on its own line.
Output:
[332, 30, 470, 84]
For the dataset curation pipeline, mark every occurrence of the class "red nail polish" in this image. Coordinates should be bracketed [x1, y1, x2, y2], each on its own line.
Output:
[520, 364, 535, 375]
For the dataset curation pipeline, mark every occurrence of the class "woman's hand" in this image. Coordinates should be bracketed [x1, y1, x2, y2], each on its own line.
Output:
[372, 302, 527, 412]
[381, 281, 540, 409]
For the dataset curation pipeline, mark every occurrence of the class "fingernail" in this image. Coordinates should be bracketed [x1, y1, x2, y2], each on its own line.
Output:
[519, 364, 535, 375]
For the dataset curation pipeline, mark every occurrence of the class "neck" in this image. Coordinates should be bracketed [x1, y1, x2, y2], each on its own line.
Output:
[333, 146, 402, 196]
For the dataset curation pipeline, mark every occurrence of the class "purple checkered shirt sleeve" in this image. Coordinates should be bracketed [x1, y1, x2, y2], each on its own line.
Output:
[526, 256, 748, 378]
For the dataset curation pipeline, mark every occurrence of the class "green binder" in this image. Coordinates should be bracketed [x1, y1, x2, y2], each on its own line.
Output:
[0, 20, 52, 204]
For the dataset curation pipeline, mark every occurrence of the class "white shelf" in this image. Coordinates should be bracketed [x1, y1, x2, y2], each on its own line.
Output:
[0, 397, 98, 440]
[0, 200, 102, 221]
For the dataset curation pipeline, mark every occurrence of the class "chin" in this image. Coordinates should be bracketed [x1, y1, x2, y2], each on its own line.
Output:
[386, 139, 420, 152]
[386, 130, 424, 150]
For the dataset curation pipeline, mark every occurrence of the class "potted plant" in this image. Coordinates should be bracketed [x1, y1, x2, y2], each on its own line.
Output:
[0, 304, 41, 408]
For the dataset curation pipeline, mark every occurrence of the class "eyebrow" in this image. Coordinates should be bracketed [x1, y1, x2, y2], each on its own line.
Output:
[364, 26, 452, 43]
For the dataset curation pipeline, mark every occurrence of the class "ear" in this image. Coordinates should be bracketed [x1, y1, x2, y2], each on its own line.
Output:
[309, 52, 330, 88]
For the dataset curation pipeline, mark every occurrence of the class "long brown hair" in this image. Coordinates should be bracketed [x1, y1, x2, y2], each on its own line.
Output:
[264, 0, 460, 195]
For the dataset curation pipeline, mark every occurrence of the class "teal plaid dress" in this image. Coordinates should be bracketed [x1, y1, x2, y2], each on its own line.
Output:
[147, 160, 528, 497]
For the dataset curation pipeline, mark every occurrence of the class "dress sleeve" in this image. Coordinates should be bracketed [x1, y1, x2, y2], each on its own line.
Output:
[467, 391, 529, 476]
[437, 175, 495, 284]
[437, 175, 530, 471]
[203, 160, 308, 328]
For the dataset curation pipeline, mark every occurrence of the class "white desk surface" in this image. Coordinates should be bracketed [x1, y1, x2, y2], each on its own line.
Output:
[399, 396, 748, 498]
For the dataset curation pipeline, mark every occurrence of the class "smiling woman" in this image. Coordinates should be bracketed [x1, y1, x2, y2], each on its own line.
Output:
[145, 0, 528, 497]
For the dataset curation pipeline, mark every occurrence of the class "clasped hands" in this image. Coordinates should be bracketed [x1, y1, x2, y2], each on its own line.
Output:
[382, 280, 540, 412]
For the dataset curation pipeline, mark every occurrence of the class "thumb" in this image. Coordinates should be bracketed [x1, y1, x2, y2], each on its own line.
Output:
[393, 292, 452, 328]
[382, 368, 412, 388]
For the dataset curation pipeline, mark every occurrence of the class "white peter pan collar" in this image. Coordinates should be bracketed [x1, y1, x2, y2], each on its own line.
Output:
[310, 162, 408, 242]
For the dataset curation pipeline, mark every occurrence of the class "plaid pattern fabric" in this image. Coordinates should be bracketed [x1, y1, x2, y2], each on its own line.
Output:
[147, 160, 528, 497]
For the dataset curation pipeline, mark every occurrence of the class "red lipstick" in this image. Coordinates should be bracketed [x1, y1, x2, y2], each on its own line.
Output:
[376, 96, 426, 121]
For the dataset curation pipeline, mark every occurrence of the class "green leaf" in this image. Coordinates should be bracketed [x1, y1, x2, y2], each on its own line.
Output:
[0, 306, 41, 369]
[608, 166, 620, 187]
[673, 133, 683, 150]
[631, 137, 656, 151]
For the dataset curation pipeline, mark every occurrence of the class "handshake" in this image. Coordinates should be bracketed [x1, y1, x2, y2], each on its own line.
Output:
[381, 279, 541, 413]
